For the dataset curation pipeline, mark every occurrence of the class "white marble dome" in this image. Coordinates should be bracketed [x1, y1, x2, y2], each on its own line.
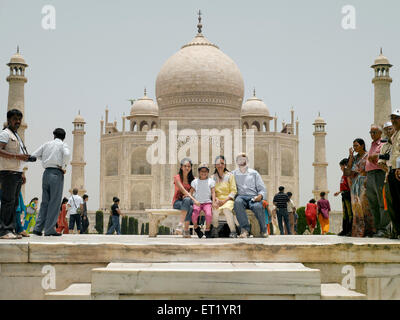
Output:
[373, 53, 391, 66]
[241, 93, 270, 117]
[73, 113, 85, 123]
[155, 33, 244, 109]
[130, 92, 159, 116]
[314, 115, 325, 124]
[8, 52, 27, 66]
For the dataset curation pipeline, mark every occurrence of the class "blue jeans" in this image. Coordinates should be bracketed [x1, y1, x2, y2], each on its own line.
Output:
[234, 196, 267, 233]
[277, 207, 291, 235]
[69, 214, 81, 231]
[107, 215, 121, 235]
[173, 197, 193, 222]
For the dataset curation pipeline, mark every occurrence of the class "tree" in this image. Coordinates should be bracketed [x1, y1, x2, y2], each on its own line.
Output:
[95, 211, 104, 234]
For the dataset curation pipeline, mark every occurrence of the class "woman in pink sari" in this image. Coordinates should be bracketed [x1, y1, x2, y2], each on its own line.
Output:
[317, 192, 331, 235]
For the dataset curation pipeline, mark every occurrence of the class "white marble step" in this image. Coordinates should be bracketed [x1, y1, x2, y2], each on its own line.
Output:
[45, 283, 91, 300]
[321, 283, 366, 300]
[91, 262, 321, 297]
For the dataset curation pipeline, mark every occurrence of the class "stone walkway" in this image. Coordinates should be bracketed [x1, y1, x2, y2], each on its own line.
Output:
[6, 234, 400, 245]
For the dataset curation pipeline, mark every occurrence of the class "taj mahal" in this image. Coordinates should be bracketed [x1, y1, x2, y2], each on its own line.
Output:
[98, 15, 300, 212]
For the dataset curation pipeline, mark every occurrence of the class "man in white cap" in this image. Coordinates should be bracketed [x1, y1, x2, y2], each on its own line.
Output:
[365, 124, 386, 237]
[377, 121, 395, 237]
[388, 109, 400, 239]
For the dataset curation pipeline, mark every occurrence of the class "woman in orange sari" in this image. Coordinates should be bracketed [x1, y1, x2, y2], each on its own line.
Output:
[56, 197, 69, 234]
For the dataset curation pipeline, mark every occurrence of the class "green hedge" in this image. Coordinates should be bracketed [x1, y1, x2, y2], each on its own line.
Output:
[95, 211, 104, 234]
[296, 206, 321, 235]
[128, 217, 135, 234]
[145, 222, 149, 235]
[121, 216, 128, 234]
[140, 223, 145, 235]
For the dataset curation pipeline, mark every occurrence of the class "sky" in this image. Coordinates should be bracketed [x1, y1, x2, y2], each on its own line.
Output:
[0, 0, 399, 211]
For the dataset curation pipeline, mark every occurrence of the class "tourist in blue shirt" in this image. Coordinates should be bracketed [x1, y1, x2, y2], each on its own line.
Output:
[233, 153, 268, 238]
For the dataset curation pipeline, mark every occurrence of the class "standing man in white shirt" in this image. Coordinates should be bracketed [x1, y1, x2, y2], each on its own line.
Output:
[32, 128, 70, 236]
[67, 188, 83, 234]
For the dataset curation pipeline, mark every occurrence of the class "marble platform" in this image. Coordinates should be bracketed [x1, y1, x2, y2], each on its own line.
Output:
[1, 235, 399, 299]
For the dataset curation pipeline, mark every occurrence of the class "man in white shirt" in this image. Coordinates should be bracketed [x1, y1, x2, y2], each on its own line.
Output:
[32, 128, 70, 236]
[67, 188, 84, 234]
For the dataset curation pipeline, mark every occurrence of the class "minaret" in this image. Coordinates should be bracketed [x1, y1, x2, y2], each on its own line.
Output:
[312, 113, 329, 200]
[70, 112, 87, 196]
[371, 49, 392, 128]
[6, 46, 28, 142]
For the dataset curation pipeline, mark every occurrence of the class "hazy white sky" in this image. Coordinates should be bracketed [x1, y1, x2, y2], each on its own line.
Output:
[0, 0, 399, 211]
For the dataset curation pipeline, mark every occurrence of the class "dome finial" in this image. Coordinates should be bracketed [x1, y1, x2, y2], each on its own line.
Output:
[253, 87, 256, 97]
[17, 45, 19, 54]
[197, 9, 203, 34]
[144, 87, 147, 96]
[380, 47, 383, 55]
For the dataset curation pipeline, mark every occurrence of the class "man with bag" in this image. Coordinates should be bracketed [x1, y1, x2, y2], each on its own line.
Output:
[0, 109, 31, 239]
[67, 188, 83, 234]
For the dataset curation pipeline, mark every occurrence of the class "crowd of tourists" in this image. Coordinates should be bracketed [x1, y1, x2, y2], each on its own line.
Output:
[2, 108, 400, 240]
[327, 110, 400, 239]
[0, 109, 88, 239]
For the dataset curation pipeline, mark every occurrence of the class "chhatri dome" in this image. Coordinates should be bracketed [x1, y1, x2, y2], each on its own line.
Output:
[8, 46, 27, 66]
[130, 88, 159, 116]
[241, 89, 270, 117]
[372, 48, 392, 67]
[155, 11, 244, 110]
[73, 111, 85, 123]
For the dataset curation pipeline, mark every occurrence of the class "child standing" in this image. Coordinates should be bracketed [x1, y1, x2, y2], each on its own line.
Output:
[334, 158, 353, 236]
[317, 192, 331, 235]
[191, 164, 216, 238]
[305, 199, 317, 234]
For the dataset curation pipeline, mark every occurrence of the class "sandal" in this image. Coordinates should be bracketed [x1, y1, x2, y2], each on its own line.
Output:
[0, 232, 19, 240]
[19, 231, 30, 237]
[183, 230, 191, 238]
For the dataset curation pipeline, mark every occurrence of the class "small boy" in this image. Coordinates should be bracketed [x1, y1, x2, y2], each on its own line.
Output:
[334, 158, 353, 236]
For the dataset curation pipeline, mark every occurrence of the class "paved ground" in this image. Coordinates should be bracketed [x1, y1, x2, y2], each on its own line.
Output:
[5, 234, 400, 245]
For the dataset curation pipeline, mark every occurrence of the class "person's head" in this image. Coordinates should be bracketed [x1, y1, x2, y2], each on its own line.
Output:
[369, 125, 382, 142]
[320, 192, 326, 198]
[309, 199, 316, 204]
[53, 128, 66, 141]
[236, 153, 248, 167]
[287, 192, 292, 199]
[6, 109, 23, 131]
[60, 197, 68, 210]
[179, 158, 194, 184]
[390, 109, 400, 131]
[198, 163, 209, 180]
[383, 121, 394, 138]
[214, 155, 229, 177]
[30, 197, 39, 205]
[113, 196, 120, 204]
[72, 188, 79, 195]
[339, 158, 349, 172]
[353, 138, 366, 153]
[83, 194, 89, 202]
[279, 186, 285, 192]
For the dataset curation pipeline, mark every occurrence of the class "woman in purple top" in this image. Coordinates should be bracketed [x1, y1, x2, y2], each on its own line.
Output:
[317, 192, 331, 235]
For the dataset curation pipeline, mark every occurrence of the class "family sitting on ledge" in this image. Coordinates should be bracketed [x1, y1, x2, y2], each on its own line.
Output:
[172, 153, 268, 239]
